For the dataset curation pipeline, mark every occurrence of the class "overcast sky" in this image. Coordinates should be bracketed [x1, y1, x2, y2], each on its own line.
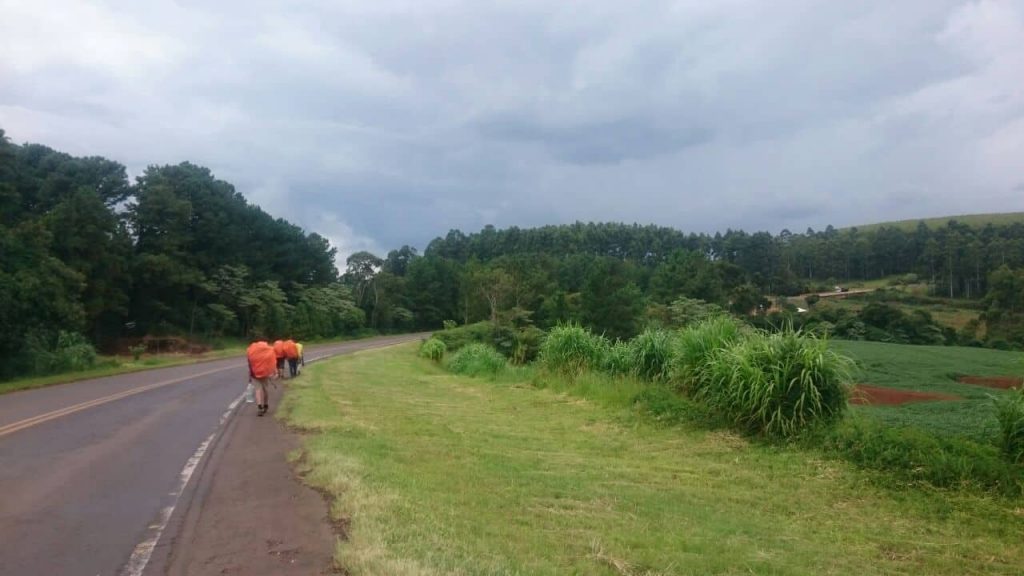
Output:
[2, 0, 1023, 264]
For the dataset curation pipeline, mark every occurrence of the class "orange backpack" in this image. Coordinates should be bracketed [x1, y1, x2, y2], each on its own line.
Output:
[247, 342, 277, 379]
[283, 339, 299, 359]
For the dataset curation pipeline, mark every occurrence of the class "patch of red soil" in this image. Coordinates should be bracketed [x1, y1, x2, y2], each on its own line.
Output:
[956, 375, 1023, 390]
[850, 384, 961, 406]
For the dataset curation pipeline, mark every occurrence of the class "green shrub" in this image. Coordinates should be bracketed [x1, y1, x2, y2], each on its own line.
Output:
[511, 325, 545, 365]
[700, 329, 851, 437]
[670, 316, 744, 393]
[539, 323, 609, 376]
[442, 320, 458, 330]
[629, 329, 677, 381]
[992, 388, 1024, 464]
[433, 322, 494, 353]
[824, 418, 1023, 495]
[418, 338, 446, 362]
[446, 343, 506, 377]
[602, 340, 633, 376]
[129, 340, 147, 358]
[28, 331, 98, 375]
[490, 323, 545, 364]
[56, 331, 97, 371]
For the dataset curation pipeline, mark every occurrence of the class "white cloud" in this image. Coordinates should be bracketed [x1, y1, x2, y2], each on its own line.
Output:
[0, 0, 184, 78]
[315, 212, 382, 270]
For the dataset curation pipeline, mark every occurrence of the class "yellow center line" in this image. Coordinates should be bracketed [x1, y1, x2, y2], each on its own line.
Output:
[0, 365, 237, 439]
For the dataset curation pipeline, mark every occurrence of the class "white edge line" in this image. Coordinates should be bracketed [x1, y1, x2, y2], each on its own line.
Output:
[121, 394, 243, 576]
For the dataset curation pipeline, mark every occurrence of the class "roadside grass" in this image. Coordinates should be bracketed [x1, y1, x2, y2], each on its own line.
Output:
[0, 347, 245, 395]
[0, 332, 388, 396]
[281, 343, 1024, 576]
[833, 340, 1023, 442]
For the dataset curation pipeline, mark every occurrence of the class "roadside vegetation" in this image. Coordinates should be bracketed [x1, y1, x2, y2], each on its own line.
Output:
[434, 320, 1024, 495]
[0, 345, 247, 396]
[283, 343, 1024, 575]
[6, 128, 1024, 389]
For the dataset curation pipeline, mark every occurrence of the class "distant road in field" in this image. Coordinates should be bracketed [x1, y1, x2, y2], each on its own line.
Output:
[0, 334, 424, 576]
[806, 288, 875, 299]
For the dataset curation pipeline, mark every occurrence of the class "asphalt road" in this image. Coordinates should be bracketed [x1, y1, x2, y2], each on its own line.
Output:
[0, 334, 423, 576]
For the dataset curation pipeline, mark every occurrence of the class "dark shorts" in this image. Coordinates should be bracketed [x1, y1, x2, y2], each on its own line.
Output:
[276, 358, 285, 369]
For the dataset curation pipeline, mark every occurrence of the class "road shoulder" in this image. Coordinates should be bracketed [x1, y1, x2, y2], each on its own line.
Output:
[157, 382, 338, 575]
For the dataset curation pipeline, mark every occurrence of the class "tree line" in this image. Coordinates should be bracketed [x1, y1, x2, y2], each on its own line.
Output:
[0, 129, 361, 380]
[357, 221, 1024, 347]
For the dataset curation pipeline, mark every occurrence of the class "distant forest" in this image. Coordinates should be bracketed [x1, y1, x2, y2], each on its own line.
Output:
[3, 129, 1024, 379]
[379, 217, 1024, 345]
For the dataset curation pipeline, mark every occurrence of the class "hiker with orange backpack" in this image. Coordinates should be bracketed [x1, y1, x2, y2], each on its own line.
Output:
[246, 340, 277, 416]
[272, 339, 287, 379]
[284, 338, 300, 378]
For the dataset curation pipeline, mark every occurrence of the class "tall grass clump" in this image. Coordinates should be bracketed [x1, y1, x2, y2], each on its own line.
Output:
[539, 323, 608, 376]
[992, 387, 1024, 464]
[602, 340, 633, 376]
[629, 329, 677, 381]
[700, 329, 852, 438]
[446, 343, 506, 377]
[418, 338, 446, 362]
[670, 316, 744, 393]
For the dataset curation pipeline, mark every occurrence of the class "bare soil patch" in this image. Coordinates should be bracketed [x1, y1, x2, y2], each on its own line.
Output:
[956, 375, 1023, 390]
[850, 384, 961, 406]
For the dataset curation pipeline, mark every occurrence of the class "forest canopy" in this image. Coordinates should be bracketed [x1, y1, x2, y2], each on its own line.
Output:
[0, 129, 356, 380]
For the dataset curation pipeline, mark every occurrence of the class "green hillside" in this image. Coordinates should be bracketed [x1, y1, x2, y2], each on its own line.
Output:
[845, 211, 1024, 233]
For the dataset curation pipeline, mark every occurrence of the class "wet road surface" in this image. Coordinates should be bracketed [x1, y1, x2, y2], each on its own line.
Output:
[0, 334, 423, 576]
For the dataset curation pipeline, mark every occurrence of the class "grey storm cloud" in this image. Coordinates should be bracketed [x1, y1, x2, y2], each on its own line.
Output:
[477, 112, 712, 164]
[2, 0, 1024, 265]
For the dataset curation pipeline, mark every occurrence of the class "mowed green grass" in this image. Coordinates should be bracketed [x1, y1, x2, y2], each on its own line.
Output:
[833, 340, 1023, 442]
[281, 344, 1024, 576]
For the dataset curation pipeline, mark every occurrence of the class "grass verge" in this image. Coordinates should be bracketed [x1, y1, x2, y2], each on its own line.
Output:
[281, 343, 1024, 576]
[0, 348, 244, 395]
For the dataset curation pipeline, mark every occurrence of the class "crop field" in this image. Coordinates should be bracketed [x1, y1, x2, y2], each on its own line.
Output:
[833, 340, 1023, 442]
[282, 343, 1023, 576]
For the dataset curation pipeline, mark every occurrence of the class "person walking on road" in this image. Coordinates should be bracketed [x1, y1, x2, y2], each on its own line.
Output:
[284, 338, 299, 378]
[246, 340, 277, 416]
[272, 339, 287, 379]
[295, 341, 304, 374]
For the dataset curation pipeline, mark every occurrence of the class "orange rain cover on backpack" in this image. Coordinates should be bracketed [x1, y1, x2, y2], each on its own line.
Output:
[283, 339, 299, 359]
[273, 339, 286, 358]
[247, 342, 277, 379]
